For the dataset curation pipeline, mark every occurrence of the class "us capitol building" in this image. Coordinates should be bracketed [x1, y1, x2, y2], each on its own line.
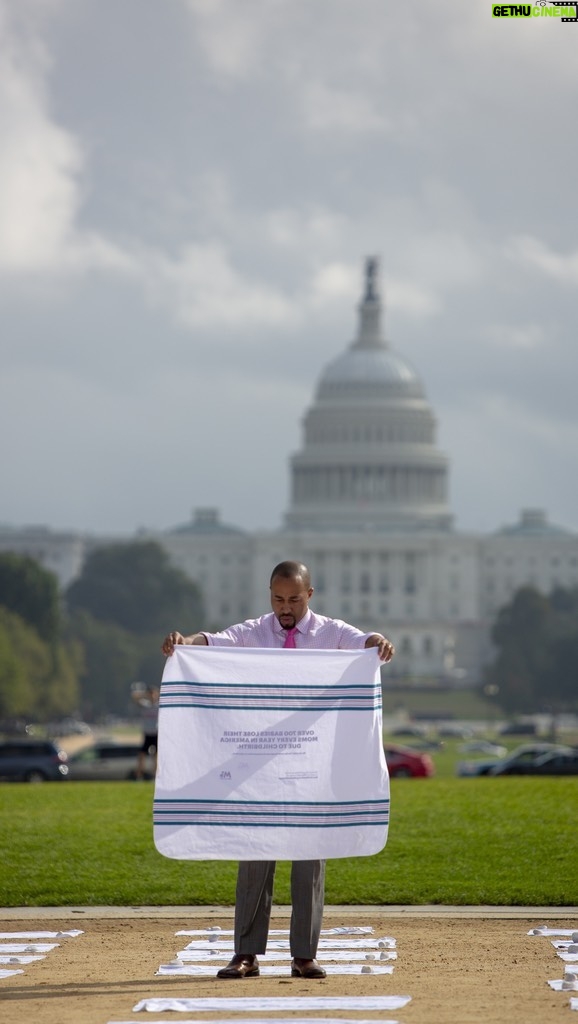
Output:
[3, 259, 577, 686]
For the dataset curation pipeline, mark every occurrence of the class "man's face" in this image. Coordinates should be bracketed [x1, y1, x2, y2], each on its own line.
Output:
[270, 575, 313, 630]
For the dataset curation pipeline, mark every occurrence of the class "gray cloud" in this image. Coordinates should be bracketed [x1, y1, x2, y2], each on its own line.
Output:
[1, 0, 576, 537]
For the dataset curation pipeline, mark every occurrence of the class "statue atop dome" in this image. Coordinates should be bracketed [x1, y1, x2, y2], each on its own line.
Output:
[354, 255, 385, 350]
[364, 256, 379, 301]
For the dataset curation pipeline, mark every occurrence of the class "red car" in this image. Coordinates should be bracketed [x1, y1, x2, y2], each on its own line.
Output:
[384, 743, 435, 778]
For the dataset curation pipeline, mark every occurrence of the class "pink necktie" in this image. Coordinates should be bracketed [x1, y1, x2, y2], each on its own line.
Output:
[283, 627, 297, 648]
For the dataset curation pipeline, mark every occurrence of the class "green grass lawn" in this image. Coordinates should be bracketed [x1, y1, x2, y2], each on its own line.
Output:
[1, 776, 576, 907]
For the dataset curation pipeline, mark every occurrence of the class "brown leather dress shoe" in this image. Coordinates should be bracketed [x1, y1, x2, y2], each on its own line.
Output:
[216, 953, 260, 979]
[291, 957, 326, 978]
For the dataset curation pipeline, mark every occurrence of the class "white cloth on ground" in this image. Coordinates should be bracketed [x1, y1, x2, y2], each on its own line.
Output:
[181, 936, 395, 950]
[548, 979, 578, 991]
[115, 1019, 404, 1024]
[175, 925, 374, 936]
[132, 996, 411, 1012]
[0, 930, 82, 938]
[175, 949, 396, 962]
[0, 943, 58, 952]
[529, 927, 578, 936]
[156, 963, 394, 976]
[0, 956, 45, 964]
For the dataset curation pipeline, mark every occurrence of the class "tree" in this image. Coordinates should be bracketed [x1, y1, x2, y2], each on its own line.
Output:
[483, 585, 578, 715]
[539, 587, 578, 712]
[65, 542, 204, 719]
[67, 610, 141, 719]
[66, 541, 204, 636]
[0, 607, 79, 720]
[0, 554, 61, 644]
[0, 555, 79, 720]
[0, 611, 34, 717]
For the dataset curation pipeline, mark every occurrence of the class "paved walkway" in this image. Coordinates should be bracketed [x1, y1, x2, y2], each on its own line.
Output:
[1, 904, 577, 920]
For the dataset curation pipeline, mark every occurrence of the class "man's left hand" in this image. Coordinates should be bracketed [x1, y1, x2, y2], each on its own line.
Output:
[365, 634, 395, 662]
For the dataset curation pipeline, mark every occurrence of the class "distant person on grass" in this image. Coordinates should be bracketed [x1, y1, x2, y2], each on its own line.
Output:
[131, 684, 159, 780]
[162, 559, 394, 980]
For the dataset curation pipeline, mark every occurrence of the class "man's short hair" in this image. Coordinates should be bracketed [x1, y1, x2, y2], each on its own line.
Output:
[270, 560, 311, 589]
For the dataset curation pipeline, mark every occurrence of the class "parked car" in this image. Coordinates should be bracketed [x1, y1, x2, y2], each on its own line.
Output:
[402, 737, 444, 751]
[499, 722, 538, 736]
[46, 718, 92, 737]
[437, 725, 474, 739]
[384, 743, 435, 778]
[459, 740, 508, 757]
[67, 740, 154, 780]
[0, 740, 69, 782]
[457, 743, 574, 777]
[390, 725, 428, 739]
[0, 718, 35, 737]
[490, 749, 578, 776]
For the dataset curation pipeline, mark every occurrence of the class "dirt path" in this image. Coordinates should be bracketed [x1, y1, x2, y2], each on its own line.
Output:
[0, 908, 575, 1024]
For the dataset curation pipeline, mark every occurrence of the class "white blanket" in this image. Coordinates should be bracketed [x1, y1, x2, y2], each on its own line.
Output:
[156, 963, 394, 976]
[0, 931, 82, 939]
[180, 937, 395, 950]
[174, 925, 374, 936]
[117, 1019, 404, 1024]
[175, 950, 396, 962]
[132, 997, 411, 1012]
[154, 646, 389, 860]
[0, 943, 58, 953]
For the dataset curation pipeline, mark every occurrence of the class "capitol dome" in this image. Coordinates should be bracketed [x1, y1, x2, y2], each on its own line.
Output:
[318, 348, 425, 401]
[285, 257, 452, 532]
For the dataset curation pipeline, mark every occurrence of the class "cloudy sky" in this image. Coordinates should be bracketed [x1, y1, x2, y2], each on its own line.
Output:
[1, 0, 577, 540]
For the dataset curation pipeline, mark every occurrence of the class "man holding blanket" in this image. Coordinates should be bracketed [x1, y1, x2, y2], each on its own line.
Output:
[161, 560, 394, 980]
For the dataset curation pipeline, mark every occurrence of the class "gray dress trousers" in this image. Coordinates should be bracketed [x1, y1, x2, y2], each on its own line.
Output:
[234, 859, 325, 957]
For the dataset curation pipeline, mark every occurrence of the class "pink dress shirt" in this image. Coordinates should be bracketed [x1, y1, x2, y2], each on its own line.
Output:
[202, 609, 371, 650]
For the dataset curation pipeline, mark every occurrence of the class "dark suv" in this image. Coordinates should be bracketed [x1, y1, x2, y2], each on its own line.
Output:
[0, 740, 69, 781]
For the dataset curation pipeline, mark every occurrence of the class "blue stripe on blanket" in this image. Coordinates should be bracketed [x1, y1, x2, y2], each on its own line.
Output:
[160, 681, 381, 712]
[161, 682, 378, 692]
[153, 798, 389, 828]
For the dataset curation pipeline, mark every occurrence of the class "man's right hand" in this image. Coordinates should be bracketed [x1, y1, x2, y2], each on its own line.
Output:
[161, 631, 185, 656]
[162, 631, 208, 655]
